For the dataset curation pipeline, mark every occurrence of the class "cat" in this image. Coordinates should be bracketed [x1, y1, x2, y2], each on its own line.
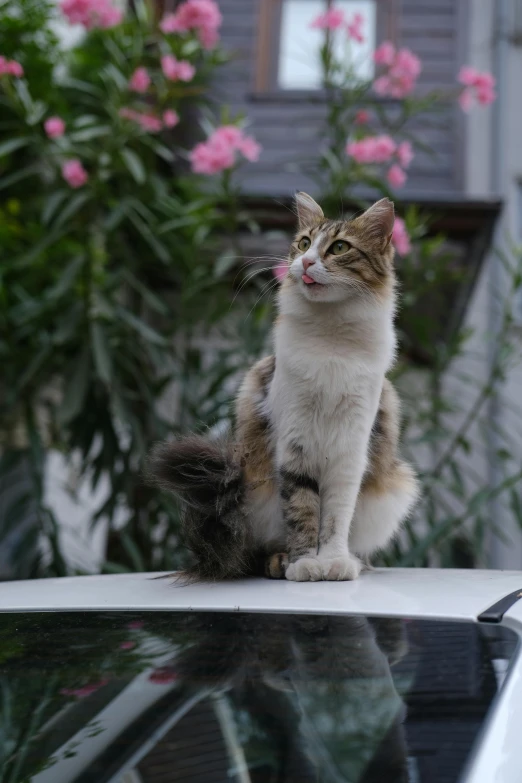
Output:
[171, 612, 409, 783]
[148, 192, 419, 581]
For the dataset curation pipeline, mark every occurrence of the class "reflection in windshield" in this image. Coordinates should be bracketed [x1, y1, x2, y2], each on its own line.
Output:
[0, 611, 516, 783]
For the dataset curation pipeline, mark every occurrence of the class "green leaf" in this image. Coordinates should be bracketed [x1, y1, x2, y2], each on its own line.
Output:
[127, 211, 170, 263]
[47, 254, 85, 299]
[15, 343, 51, 394]
[90, 321, 113, 384]
[214, 250, 237, 279]
[510, 489, 522, 528]
[120, 268, 169, 315]
[70, 125, 111, 142]
[59, 347, 91, 425]
[53, 191, 91, 230]
[42, 190, 68, 225]
[121, 148, 146, 184]
[120, 530, 146, 571]
[117, 307, 168, 346]
[61, 78, 104, 98]
[102, 560, 131, 574]
[0, 137, 30, 157]
[0, 163, 39, 192]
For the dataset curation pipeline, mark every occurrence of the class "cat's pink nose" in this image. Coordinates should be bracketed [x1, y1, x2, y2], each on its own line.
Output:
[302, 257, 314, 272]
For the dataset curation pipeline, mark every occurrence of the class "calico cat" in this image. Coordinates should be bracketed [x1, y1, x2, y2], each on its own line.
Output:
[172, 612, 409, 783]
[149, 193, 419, 581]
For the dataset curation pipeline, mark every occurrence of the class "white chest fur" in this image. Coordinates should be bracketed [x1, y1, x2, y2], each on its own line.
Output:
[268, 298, 395, 468]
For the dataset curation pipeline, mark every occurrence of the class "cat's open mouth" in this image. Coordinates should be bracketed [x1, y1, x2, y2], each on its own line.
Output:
[302, 274, 322, 286]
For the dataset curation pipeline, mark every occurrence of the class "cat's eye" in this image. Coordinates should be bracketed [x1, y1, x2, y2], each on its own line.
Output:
[329, 240, 350, 256]
[298, 237, 311, 252]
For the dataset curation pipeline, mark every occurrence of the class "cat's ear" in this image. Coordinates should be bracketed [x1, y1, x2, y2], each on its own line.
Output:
[295, 192, 324, 230]
[359, 198, 395, 249]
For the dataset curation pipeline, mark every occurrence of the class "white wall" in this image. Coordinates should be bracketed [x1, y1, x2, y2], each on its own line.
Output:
[463, 0, 522, 568]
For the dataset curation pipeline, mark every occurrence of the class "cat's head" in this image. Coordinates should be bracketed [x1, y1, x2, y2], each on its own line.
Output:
[284, 192, 396, 304]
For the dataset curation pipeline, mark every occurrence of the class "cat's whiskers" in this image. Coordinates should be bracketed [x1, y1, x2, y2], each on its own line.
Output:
[231, 267, 275, 307]
[244, 277, 281, 322]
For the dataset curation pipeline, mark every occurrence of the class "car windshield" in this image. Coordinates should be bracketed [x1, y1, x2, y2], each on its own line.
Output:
[0, 611, 517, 783]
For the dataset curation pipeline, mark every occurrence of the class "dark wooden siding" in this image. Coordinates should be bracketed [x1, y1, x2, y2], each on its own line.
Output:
[215, 0, 467, 198]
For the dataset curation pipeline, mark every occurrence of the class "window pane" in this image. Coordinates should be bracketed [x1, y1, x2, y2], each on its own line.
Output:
[278, 0, 377, 90]
[1, 611, 517, 783]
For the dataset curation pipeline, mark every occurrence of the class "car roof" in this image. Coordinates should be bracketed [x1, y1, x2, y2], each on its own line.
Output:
[1, 568, 522, 622]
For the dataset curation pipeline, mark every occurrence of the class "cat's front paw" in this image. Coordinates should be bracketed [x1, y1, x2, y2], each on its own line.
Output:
[320, 553, 362, 581]
[285, 557, 322, 582]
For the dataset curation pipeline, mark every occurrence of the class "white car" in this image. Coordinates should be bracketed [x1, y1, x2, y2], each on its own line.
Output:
[0, 568, 521, 783]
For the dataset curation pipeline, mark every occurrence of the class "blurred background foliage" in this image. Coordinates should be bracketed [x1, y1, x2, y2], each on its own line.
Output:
[1, 0, 521, 579]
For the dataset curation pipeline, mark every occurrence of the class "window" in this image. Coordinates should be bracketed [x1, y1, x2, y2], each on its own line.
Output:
[3, 611, 518, 783]
[278, 0, 376, 89]
[256, 0, 397, 94]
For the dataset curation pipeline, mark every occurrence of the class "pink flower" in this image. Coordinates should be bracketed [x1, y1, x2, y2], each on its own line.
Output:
[137, 113, 162, 133]
[458, 66, 480, 86]
[60, 0, 123, 29]
[0, 57, 24, 77]
[212, 126, 261, 162]
[129, 67, 150, 93]
[62, 159, 88, 188]
[396, 140, 414, 169]
[458, 66, 496, 110]
[310, 7, 345, 30]
[190, 137, 236, 174]
[374, 42, 395, 66]
[61, 679, 109, 699]
[392, 217, 411, 255]
[120, 641, 136, 650]
[163, 109, 180, 128]
[237, 135, 262, 162]
[159, 14, 183, 33]
[346, 134, 396, 164]
[213, 125, 244, 146]
[149, 667, 177, 684]
[373, 45, 422, 98]
[190, 125, 262, 174]
[127, 620, 144, 630]
[346, 12, 364, 43]
[273, 263, 288, 281]
[159, 0, 222, 49]
[119, 108, 162, 133]
[394, 48, 422, 80]
[373, 76, 392, 96]
[44, 116, 66, 139]
[177, 61, 196, 81]
[354, 110, 370, 125]
[458, 88, 474, 112]
[387, 164, 406, 188]
[161, 55, 195, 82]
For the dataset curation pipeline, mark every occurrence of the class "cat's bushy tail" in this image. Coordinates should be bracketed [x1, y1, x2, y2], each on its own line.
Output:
[147, 435, 253, 581]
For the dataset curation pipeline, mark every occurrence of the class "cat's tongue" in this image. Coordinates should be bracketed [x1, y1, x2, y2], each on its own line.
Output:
[302, 274, 316, 285]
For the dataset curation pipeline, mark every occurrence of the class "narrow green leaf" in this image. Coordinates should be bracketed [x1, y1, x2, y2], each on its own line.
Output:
[42, 190, 68, 225]
[48, 255, 85, 300]
[90, 321, 113, 384]
[127, 211, 171, 263]
[117, 307, 168, 346]
[120, 268, 169, 315]
[102, 560, 131, 574]
[70, 125, 111, 142]
[510, 490, 522, 528]
[0, 163, 39, 192]
[120, 530, 146, 571]
[53, 191, 91, 230]
[58, 347, 91, 425]
[121, 148, 146, 184]
[15, 343, 51, 394]
[0, 137, 30, 157]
